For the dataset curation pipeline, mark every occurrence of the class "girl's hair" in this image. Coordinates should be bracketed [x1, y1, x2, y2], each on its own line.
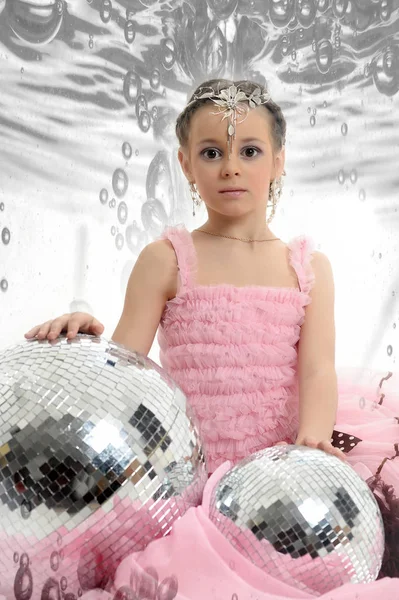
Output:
[175, 78, 287, 155]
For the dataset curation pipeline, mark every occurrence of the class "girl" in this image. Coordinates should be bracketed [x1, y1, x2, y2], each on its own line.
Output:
[25, 79, 398, 581]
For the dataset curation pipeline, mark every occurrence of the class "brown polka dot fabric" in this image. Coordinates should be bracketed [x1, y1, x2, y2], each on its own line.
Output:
[331, 429, 363, 453]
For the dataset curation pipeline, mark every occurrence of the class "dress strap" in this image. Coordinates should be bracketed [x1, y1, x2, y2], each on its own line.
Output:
[287, 235, 316, 296]
[158, 223, 197, 292]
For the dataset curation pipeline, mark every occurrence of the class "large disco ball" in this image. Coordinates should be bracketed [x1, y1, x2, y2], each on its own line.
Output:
[209, 445, 384, 596]
[0, 335, 206, 599]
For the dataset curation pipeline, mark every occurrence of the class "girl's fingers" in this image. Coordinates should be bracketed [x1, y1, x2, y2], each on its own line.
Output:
[46, 316, 70, 339]
[298, 438, 348, 463]
[318, 440, 348, 462]
[300, 436, 318, 448]
[91, 318, 105, 333]
[331, 448, 348, 462]
[278, 439, 348, 463]
[24, 326, 40, 338]
[25, 314, 104, 342]
[37, 322, 59, 339]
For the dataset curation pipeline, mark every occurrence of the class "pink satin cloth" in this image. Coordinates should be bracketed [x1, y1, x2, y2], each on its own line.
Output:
[78, 460, 399, 600]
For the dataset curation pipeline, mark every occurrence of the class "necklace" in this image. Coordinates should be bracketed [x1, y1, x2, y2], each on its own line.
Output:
[194, 228, 280, 243]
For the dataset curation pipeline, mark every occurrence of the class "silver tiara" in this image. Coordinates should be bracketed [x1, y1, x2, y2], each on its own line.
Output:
[187, 84, 272, 157]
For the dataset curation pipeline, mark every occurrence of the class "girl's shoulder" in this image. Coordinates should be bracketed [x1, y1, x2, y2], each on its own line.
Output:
[149, 237, 180, 300]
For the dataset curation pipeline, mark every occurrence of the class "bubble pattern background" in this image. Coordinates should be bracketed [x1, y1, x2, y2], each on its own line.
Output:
[0, 2, 398, 389]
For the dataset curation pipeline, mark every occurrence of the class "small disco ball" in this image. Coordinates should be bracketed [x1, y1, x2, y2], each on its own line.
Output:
[0, 335, 206, 600]
[209, 445, 384, 596]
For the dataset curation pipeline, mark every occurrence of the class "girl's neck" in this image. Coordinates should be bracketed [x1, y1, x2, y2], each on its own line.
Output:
[196, 220, 276, 241]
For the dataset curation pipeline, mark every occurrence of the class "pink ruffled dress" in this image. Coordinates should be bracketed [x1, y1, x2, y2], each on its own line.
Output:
[157, 223, 315, 474]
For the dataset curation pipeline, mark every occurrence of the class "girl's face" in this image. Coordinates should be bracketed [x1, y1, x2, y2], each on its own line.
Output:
[178, 103, 285, 220]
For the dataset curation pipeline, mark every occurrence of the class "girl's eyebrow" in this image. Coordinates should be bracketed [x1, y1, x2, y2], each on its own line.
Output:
[196, 137, 266, 146]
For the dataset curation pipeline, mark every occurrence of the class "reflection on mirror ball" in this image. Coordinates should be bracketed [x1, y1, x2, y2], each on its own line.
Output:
[0, 335, 206, 598]
[209, 445, 384, 596]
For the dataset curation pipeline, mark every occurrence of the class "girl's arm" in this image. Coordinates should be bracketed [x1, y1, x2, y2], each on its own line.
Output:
[111, 240, 176, 356]
[296, 367, 338, 443]
[295, 251, 342, 457]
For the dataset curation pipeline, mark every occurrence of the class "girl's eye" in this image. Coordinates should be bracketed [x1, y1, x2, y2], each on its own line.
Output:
[243, 146, 259, 158]
[201, 146, 260, 159]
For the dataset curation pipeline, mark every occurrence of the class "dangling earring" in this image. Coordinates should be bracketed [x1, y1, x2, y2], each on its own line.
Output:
[189, 182, 202, 217]
[267, 169, 286, 224]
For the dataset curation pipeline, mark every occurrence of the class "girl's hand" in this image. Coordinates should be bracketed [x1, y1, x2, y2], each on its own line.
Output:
[275, 437, 347, 463]
[24, 312, 104, 341]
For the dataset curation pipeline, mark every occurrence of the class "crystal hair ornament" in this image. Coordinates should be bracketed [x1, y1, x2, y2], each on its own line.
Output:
[187, 84, 272, 158]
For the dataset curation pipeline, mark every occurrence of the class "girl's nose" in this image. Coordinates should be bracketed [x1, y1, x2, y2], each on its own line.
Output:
[221, 153, 241, 177]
